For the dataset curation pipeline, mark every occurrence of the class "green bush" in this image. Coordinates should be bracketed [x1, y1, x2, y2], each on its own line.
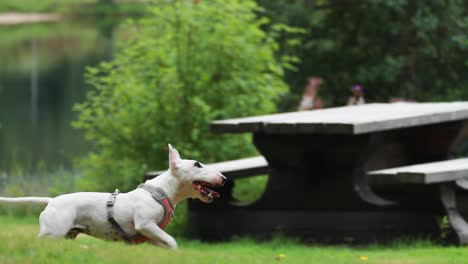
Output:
[73, 0, 302, 237]
[73, 0, 297, 192]
[232, 175, 268, 203]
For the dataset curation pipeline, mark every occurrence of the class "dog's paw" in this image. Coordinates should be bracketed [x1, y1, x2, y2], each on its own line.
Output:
[164, 237, 178, 250]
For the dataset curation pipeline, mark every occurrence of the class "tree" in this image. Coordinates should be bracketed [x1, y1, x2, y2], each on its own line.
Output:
[73, 0, 294, 191]
[257, 0, 468, 109]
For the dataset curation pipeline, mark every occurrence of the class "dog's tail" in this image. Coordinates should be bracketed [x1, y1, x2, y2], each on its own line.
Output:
[0, 197, 51, 205]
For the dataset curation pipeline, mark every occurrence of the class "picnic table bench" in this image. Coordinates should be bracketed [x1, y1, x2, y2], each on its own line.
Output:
[369, 158, 468, 244]
[146, 102, 468, 243]
[144, 156, 268, 181]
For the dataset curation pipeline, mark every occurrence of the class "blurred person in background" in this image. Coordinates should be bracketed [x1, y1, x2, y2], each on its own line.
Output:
[347, 85, 365, 106]
[298, 76, 324, 111]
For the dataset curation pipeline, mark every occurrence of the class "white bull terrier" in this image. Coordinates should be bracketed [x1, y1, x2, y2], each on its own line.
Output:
[0, 144, 226, 249]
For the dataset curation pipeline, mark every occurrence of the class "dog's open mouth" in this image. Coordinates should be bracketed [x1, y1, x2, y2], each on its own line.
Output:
[192, 181, 220, 202]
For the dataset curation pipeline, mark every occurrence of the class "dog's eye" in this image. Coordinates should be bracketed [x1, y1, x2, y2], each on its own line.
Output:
[194, 161, 202, 168]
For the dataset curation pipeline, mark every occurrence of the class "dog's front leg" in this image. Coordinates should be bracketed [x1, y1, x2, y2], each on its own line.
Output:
[134, 221, 178, 249]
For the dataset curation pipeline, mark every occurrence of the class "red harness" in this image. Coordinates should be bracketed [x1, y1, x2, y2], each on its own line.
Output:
[107, 184, 174, 244]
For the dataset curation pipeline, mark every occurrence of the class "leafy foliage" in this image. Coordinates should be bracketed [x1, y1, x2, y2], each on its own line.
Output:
[232, 175, 268, 203]
[73, 0, 293, 191]
[258, 0, 468, 109]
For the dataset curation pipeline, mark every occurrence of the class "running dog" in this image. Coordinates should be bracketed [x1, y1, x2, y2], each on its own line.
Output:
[0, 144, 226, 249]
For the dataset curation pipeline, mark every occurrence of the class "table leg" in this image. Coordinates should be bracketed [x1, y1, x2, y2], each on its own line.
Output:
[352, 134, 397, 206]
[440, 183, 468, 244]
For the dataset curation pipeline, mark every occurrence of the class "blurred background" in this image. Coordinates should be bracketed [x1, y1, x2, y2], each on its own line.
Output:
[0, 0, 140, 175]
[1, 0, 468, 235]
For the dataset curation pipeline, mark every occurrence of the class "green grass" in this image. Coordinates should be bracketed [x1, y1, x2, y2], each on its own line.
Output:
[0, 216, 467, 263]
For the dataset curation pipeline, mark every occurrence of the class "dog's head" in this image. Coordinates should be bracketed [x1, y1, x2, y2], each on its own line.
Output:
[168, 144, 226, 203]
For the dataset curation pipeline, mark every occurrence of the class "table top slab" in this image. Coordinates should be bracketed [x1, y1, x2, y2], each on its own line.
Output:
[211, 102, 468, 134]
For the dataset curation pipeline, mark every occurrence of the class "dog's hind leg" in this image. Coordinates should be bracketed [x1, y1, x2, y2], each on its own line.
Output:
[65, 224, 87, 239]
[38, 206, 76, 238]
[65, 228, 81, 239]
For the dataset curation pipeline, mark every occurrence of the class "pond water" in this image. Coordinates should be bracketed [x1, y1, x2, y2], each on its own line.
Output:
[0, 19, 118, 172]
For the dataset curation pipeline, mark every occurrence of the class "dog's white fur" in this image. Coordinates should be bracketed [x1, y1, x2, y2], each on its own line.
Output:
[0, 144, 225, 249]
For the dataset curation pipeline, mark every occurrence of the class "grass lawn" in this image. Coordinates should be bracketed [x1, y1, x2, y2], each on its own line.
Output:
[0, 216, 467, 264]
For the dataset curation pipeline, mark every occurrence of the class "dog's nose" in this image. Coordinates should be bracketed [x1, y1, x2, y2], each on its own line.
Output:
[219, 174, 227, 185]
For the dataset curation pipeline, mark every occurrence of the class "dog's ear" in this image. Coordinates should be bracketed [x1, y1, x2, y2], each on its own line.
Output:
[168, 144, 181, 175]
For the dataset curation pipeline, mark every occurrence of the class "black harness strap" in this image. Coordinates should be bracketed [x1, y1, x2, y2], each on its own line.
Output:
[106, 189, 133, 242]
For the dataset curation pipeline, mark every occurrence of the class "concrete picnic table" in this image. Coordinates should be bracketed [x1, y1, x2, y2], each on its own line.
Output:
[196, 102, 468, 242]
